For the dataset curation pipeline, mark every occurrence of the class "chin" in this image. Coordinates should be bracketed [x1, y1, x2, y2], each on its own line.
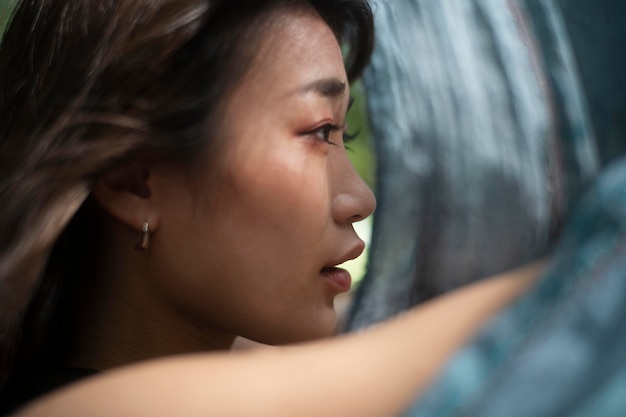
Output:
[252, 310, 339, 345]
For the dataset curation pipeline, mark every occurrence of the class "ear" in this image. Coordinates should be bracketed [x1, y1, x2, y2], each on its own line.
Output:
[91, 159, 160, 233]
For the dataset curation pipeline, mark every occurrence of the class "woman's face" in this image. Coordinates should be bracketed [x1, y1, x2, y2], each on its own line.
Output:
[147, 8, 376, 345]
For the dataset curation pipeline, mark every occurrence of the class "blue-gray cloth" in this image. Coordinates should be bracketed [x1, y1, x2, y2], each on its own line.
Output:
[346, 0, 626, 415]
[406, 157, 626, 416]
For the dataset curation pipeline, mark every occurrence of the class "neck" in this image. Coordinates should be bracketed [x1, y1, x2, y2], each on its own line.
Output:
[67, 284, 237, 371]
[66, 222, 236, 371]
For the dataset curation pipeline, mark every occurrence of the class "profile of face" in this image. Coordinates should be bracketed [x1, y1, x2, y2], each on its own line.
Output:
[110, 7, 376, 347]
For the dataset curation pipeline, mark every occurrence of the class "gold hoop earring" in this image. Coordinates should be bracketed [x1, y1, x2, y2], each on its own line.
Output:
[136, 221, 150, 251]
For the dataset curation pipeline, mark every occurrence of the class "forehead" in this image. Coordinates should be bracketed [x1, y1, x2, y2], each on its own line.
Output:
[237, 7, 348, 98]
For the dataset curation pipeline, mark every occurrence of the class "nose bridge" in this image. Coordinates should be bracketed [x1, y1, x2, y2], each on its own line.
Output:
[331, 150, 376, 224]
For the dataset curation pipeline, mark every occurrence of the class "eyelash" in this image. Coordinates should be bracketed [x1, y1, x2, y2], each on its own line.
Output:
[308, 124, 360, 147]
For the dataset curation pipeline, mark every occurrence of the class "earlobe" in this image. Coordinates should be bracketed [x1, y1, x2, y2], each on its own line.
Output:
[90, 160, 160, 233]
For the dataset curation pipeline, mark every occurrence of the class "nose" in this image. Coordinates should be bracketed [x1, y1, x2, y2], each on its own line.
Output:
[331, 151, 377, 224]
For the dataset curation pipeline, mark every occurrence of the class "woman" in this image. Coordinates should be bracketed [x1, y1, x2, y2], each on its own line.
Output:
[0, 0, 543, 415]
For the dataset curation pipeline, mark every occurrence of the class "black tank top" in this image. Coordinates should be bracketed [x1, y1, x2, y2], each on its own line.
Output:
[0, 367, 98, 415]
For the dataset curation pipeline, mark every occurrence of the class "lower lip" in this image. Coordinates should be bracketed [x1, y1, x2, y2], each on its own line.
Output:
[320, 267, 352, 293]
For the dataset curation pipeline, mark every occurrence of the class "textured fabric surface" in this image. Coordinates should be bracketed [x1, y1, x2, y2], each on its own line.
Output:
[346, 0, 626, 415]
[405, 157, 626, 416]
[348, 0, 602, 327]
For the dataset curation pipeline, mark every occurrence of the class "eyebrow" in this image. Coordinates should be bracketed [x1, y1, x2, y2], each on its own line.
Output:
[299, 78, 347, 98]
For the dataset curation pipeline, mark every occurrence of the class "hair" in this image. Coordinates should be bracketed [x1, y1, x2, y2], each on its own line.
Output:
[0, 0, 374, 388]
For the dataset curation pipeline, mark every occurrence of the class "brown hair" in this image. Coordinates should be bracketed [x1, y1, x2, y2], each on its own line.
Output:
[0, 0, 373, 387]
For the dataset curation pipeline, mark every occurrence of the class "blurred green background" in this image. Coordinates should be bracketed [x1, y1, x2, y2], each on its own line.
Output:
[343, 81, 376, 286]
[0, 0, 15, 34]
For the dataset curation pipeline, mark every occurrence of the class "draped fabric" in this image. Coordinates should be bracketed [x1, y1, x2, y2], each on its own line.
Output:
[406, 159, 626, 416]
[348, 0, 614, 327]
[346, 0, 626, 414]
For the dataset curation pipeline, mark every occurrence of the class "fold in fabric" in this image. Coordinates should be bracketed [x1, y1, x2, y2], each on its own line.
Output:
[346, 0, 626, 415]
[347, 0, 601, 328]
[405, 157, 626, 416]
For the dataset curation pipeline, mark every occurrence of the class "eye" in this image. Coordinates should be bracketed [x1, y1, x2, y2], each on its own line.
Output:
[308, 123, 343, 145]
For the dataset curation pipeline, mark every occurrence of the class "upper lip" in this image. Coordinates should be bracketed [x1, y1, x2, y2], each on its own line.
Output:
[324, 239, 366, 269]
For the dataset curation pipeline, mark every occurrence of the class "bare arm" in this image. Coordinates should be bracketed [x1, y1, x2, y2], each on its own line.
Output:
[15, 261, 544, 417]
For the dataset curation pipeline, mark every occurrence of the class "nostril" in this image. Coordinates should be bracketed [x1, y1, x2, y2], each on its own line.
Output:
[348, 212, 367, 223]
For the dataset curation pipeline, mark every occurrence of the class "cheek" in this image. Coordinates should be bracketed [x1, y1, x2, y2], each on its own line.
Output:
[223, 145, 331, 242]
[147, 142, 338, 343]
